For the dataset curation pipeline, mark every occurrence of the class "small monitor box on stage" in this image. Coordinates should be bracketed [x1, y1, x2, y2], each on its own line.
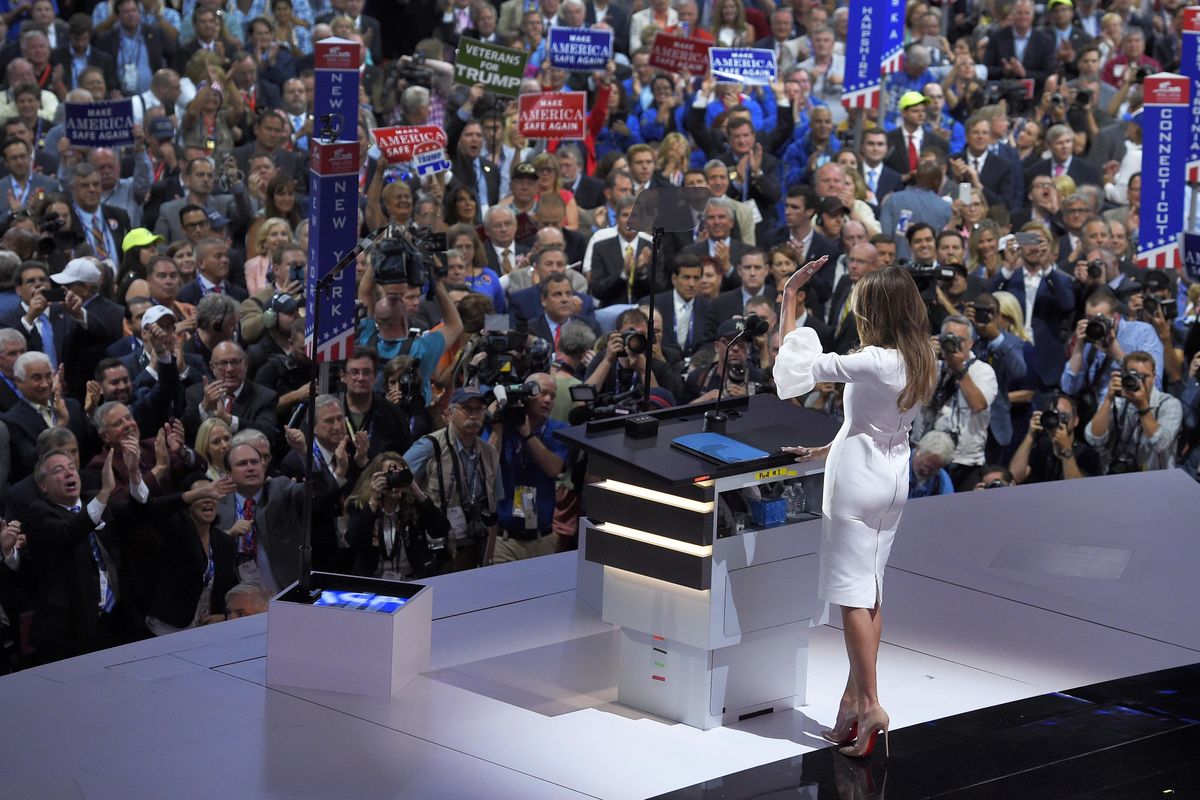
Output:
[266, 572, 432, 698]
[624, 414, 659, 439]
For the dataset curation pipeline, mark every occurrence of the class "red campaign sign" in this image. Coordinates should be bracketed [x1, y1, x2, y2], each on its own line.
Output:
[313, 37, 362, 70]
[310, 140, 361, 175]
[648, 32, 713, 76]
[371, 125, 449, 163]
[518, 91, 587, 139]
[1143, 74, 1191, 106]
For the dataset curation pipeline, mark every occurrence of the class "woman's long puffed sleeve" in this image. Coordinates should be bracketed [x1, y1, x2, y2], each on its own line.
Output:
[774, 326, 824, 399]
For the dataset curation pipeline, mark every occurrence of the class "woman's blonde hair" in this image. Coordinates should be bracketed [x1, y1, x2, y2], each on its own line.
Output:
[254, 217, 292, 253]
[530, 152, 560, 191]
[991, 290, 1030, 342]
[194, 417, 232, 473]
[656, 132, 690, 171]
[347, 451, 413, 512]
[851, 266, 937, 411]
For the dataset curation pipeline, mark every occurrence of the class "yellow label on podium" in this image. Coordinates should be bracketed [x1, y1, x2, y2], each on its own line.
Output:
[755, 466, 798, 480]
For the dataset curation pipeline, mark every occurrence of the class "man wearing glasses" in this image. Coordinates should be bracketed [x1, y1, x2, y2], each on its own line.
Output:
[183, 340, 279, 448]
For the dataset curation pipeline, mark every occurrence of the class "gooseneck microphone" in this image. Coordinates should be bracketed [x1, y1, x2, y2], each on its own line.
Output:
[703, 313, 769, 433]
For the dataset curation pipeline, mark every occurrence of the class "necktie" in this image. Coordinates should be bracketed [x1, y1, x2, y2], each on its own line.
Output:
[676, 301, 690, 348]
[625, 243, 635, 300]
[501, 248, 512, 274]
[88, 532, 117, 613]
[475, 159, 488, 206]
[240, 497, 258, 558]
[907, 134, 919, 171]
[867, 169, 878, 194]
[972, 158, 981, 174]
[90, 214, 108, 260]
[553, 322, 562, 348]
[224, 390, 234, 415]
[1054, 163, 1065, 177]
[37, 403, 54, 427]
[38, 314, 57, 370]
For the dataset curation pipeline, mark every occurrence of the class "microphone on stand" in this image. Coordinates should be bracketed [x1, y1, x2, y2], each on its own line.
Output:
[703, 313, 769, 433]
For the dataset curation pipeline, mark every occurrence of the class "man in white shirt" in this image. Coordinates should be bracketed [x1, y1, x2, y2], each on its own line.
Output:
[929, 315, 998, 490]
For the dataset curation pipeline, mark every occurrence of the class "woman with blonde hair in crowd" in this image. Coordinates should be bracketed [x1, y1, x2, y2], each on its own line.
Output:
[991, 289, 1038, 459]
[656, 132, 691, 187]
[711, 0, 754, 46]
[194, 418, 233, 481]
[243, 218, 293, 294]
[967, 219, 1004, 281]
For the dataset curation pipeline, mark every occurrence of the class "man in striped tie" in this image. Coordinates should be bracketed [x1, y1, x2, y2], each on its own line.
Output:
[23, 445, 149, 663]
[68, 162, 131, 264]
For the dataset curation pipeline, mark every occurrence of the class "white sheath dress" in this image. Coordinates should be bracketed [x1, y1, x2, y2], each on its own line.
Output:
[774, 327, 917, 608]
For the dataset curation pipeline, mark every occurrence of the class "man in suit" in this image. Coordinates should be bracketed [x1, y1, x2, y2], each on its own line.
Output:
[22, 445, 148, 663]
[0, 137, 57, 231]
[449, 119, 500, 208]
[585, 196, 657, 307]
[826, 243, 883, 355]
[991, 224, 1076, 391]
[884, 92, 950, 179]
[178, 238, 248, 304]
[982, 0, 1058, 91]
[557, 144, 604, 210]
[718, 118, 782, 239]
[682, 198, 752, 293]
[760, 185, 843, 308]
[67, 163, 131, 263]
[643, 255, 712, 357]
[705, 249, 777, 344]
[155, 156, 234, 244]
[0, 262, 112, 401]
[753, 8, 803, 73]
[172, 8, 241, 72]
[859, 127, 903, 210]
[53, 13, 119, 94]
[585, 0, 630, 54]
[50, 259, 124, 398]
[226, 52, 283, 125]
[508, 245, 597, 323]
[1, 352, 90, 480]
[527, 273, 601, 344]
[94, 0, 172, 96]
[481, 205, 529, 278]
[1043, 0, 1093, 78]
[1025, 123, 1101, 189]
[232, 111, 307, 192]
[219, 440, 341, 594]
[183, 341, 279, 447]
[949, 114, 1017, 208]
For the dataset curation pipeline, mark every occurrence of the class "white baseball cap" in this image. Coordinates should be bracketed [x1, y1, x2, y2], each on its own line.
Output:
[50, 258, 103, 286]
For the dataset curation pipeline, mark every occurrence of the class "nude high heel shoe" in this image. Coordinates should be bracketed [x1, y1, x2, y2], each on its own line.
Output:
[839, 707, 889, 759]
[821, 704, 859, 745]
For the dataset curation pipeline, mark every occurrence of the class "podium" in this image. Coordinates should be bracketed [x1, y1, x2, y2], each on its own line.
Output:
[556, 395, 842, 729]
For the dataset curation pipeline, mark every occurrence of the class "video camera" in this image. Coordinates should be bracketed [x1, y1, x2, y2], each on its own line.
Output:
[903, 260, 956, 305]
[373, 228, 448, 299]
[393, 356, 426, 415]
[494, 380, 540, 427]
[566, 384, 641, 424]
[1141, 294, 1177, 321]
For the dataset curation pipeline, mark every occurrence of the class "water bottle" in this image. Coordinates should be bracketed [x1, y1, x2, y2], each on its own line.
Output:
[784, 481, 806, 522]
[896, 209, 913, 236]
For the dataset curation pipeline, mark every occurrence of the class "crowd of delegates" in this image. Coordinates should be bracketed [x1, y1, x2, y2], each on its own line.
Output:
[0, 0, 1198, 671]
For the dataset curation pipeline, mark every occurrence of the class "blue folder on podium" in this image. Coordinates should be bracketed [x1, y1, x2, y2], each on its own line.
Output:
[670, 432, 771, 465]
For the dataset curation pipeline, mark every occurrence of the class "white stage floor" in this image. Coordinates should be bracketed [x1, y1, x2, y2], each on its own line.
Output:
[1, 470, 1197, 799]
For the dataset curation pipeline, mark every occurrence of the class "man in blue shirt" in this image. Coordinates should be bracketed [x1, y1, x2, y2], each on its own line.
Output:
[1061, 286, 1163, 402]
[908, 431, 955, 499]
[356, 265, 463, 403]
[488, 372, 568, 562]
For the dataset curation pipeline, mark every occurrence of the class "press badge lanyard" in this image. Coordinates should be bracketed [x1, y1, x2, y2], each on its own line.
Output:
[201, 541, 214, 587]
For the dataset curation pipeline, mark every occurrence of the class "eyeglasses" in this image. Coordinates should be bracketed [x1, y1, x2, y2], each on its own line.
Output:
[1063, 207, 1088, 214]
[183, 219, 210, 229]
[212, 358, 245, 369]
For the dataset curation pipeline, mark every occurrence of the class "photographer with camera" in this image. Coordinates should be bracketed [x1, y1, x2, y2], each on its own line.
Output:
[922, 315, 998, 490]
[966, 292, 1027, 463]
[346, 451, 451, 580]
[1085, 351, 1182, 474]
[973, 465, 1015, 490]
[488, 373, 567, 563]
[357, 239, 463, 405]
[585, 307, 682, 403]
[684, 317, 761, 405]
[1061, 287, 1162, 415]
[1128, 270, 1185, 390]
[1070, 246, 1135, 317]
[1009, 392, 1102, 483]
[239, 243, 304, 345]
[403, 386, 502, 572]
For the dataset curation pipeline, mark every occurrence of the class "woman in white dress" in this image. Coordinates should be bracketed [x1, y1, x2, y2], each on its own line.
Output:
[774, 259, 937, 758]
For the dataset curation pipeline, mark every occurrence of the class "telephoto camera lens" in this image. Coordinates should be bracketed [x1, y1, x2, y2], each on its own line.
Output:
[621, 328, 648, 355]
[727, 363, 747, 385]
[985, 479, 1008, 489]
[1120, 369, 1142, 394]
[1040, 409, 1061, 432]
[973, 305, 993, 326]
[1086, 259, 1104, 279]
[1084, 315, 1111, 342]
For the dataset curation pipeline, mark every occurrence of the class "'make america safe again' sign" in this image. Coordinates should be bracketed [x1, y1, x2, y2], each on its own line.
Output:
[518, 92, 587, 139]
[454, 38, 528, 97]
